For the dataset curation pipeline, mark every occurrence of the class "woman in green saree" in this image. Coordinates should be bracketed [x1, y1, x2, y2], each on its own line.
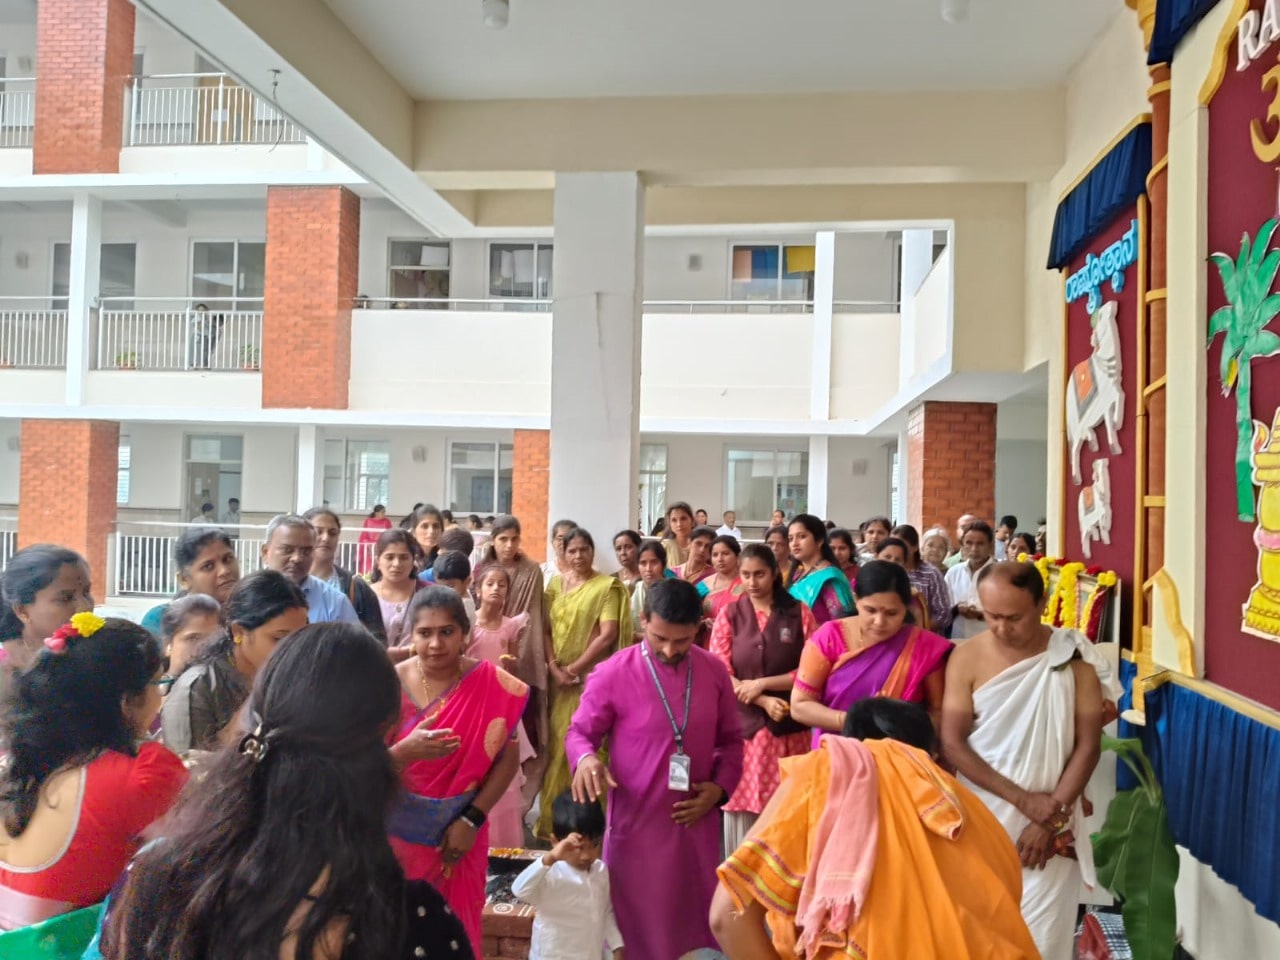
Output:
[537, 526, 634, 838]
[786, 513, 855, 624]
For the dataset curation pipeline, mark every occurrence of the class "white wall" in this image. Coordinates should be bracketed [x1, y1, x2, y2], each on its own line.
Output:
[830, 312, 901, 420]
[0, 418, 19, 506]
[826, 436, 895, 527]
[134, 8, 204, 75]
[0, 205, 72, 299]
[0, 25, 37, 72]
[995, 439, 1049, 532]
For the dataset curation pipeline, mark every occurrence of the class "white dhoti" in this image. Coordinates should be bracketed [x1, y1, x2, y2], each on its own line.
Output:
[960, 628, 1119, 960]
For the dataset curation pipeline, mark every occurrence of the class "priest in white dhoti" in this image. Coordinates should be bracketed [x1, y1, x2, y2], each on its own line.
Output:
[941, 560, 1120, 960]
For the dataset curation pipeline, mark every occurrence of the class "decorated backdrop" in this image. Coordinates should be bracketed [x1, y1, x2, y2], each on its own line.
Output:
[1203, 0, 1280, 710]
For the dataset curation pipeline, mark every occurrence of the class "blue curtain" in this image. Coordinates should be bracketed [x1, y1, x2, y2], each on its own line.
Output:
[1047, 122, 1152, 269]
[1142, 681, 1280, 925]
[1149, 0, 1223, 66]
[751, 247, 778, 278]
[1116, 658, 1140, 791]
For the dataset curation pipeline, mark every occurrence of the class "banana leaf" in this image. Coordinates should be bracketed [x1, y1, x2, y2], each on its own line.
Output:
[1091, 737, 1179, 960]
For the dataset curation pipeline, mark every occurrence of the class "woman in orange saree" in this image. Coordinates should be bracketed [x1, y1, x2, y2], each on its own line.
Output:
[388, 586, 528, 957]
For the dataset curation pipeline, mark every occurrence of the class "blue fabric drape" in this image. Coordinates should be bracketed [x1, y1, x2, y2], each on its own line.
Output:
[1149, 0, 1223, 66]
[1141, 681, 1280, 924]
[1116, 658, 1140, 791]
[751, 246, 778, 277]
[1047, 122, 1152, 269]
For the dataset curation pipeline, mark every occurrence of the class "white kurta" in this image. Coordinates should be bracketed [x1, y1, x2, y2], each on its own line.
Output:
[959, 628, 1119, 960]
[944, 559, 993, 641]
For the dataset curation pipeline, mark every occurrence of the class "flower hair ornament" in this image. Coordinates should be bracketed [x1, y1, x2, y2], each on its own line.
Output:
[239, 722, 271, 763]
[44, 611, 107, 654]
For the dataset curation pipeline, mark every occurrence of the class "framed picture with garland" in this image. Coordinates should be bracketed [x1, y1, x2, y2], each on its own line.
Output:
[1020, 555, 1121, 644]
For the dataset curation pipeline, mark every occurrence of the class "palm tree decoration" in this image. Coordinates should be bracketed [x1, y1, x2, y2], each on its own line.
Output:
[1208, 217, 1280, 521]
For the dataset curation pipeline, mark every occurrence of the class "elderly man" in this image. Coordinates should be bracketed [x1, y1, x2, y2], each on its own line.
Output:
[944, 512, 979, 568]
[568, 578, 743, 960]
[942, 560, 1119, 960]
[260, 514, 360, 624]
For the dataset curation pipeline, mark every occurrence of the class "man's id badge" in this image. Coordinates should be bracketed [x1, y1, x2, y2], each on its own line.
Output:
[668, 751, 692, 792]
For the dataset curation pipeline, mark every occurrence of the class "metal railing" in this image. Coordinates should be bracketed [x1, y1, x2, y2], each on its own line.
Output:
[127, 73, 306, 147]
[357, 297, 554, 313]
[643, 299, 816, 314]
[0, 80, 34, 148]
[96, 297, 263, 371]
[0, 298, 69, 368]
[0, 518, 16, 572]
[114, 522, 368, 597]
[357, 298, 901, 314]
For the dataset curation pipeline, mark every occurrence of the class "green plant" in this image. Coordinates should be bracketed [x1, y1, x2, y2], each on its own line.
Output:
[114, 351, 139, 368]
[239, 344, 260, 367]
[1208, 217, 1280, 521]
[1090, 734, 1179, 960]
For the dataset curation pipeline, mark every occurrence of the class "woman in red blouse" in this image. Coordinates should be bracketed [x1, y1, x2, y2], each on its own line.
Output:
[0, 614, 186, 929]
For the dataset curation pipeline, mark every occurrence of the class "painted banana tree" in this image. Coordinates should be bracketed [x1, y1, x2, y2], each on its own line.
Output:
[1208, 217, 1280, 521]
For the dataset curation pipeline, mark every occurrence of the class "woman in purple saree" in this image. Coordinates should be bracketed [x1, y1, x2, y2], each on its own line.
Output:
[791, 560, 952, 746]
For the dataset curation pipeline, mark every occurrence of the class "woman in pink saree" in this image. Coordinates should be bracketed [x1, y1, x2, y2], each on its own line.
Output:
[388, 586, 528, 957]
[356, 504, 393, 574]
[791, 560, 952, 747]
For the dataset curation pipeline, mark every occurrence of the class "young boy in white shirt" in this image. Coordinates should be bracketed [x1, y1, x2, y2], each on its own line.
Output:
[511, 791, 624, 960]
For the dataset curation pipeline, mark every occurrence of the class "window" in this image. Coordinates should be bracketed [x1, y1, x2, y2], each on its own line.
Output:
[388, 240, 450, 307]
[488, 242, 552, 300]
[52, 243, 137, 310]
[449, 441, 513, 514]
[730, 243, 814, 304]
[726, 449, 808, 524]
[191, 241, 266, 311]
[184, 434, 242, 521]
[323, 439, 391, 511]
[890, 446, 901, 524]
[117, 438, 131, 506]
[638, 443, 668, 536]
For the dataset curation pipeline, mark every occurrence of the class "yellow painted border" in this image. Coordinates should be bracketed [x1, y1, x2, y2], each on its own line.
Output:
[1152, 567, 1198, 675]
[1133, 196, 1151, 657]
[1146, 154, 1169, 192]
[1143, 670, 1280, 731]
[1200, 0, 1251, 105]
[1148, 80, 1172, 98]
[1058, 114, 1155, 203]
[1059, 271, 1069, 546]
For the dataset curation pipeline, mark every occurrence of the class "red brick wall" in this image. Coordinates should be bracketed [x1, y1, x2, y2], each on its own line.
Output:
[906, 401, 996, 534]
[262, 186, 361, 409]
[34, 0, 135, 174]
[511, 429, 550, 561]
[17, 420, 120, 602]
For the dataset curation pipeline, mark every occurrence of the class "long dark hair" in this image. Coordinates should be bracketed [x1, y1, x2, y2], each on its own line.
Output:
[740, 543, 797, 611]
[102, 624, 404, 960]
[853, 559, 914, 607]
[0, 544, 86, 640]
[636, 540, 667, 569]
[188, 571, 307, 673]
[1, 618, 161, 836]
[370, 529, 423, 584]
[788, 513, 838, 575]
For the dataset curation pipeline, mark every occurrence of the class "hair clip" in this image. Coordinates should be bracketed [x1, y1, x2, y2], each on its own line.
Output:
[239, 724, 270, 763]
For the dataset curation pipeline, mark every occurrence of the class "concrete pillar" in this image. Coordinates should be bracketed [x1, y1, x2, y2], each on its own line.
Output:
[547, 173, 644, 560]
[296, 424, 320, 512]
[512, 429, 551, 561]
[806, 435, 830, 520]
[18, 419, 120, 601]
[906, 401, 996, 533]
[34, 0, 135, 174]
[809, 231, 836, 421]
[897, 229, 935, 388]
[65, 194, 102, 406]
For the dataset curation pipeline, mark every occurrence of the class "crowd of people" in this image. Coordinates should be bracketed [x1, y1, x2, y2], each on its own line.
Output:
[0, 499, 1115, 960]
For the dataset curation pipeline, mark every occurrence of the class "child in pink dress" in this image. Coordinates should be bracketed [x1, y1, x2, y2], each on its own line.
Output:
[467, 565, 534, 847]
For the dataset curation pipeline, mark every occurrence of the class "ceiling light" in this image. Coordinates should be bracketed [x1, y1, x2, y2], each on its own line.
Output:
[482, 0, 509, 29]
[941, 0, 969, 23]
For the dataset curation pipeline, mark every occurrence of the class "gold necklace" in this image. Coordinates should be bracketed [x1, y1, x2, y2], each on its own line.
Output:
[417, 658, 462, 703]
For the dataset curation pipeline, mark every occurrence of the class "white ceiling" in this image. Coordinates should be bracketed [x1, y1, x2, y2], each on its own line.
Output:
[0, 0, 34, 24]
[322, 0, 1121, 100]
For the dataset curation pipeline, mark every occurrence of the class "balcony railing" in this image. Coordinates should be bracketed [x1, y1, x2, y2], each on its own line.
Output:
[114, 522, 366, 597]
[0, 517, 16, 573]
[0, 80, 34, 148]
[358, 298, 899, 314]
[126, 73, 307, 147]
[358, 297, 554, 313]
[96, 298, 263, 372]
[0, 298, 68, 369]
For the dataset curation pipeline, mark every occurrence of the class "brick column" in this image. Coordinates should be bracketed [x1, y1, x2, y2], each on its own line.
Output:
[262, 186, 360, 409]
[905, 401, 996, 533]
[34, 0, 135, 174]
[511, 429, 550, 561]
[17, 420, 120, 602]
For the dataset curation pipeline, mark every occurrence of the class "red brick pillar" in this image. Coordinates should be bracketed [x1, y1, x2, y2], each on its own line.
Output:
[17, 420, 120, 602]
[262, 186, 360, 409]
[906, 401, 996, 534]
[511, 429, 550, 561]
[34, 0, 135, 174]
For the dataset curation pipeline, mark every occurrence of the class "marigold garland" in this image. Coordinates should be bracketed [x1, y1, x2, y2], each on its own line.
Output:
[1080, 570, 1119, 641]
[1038, 557, 1061, 625]
[1057, 563, 1086, 629]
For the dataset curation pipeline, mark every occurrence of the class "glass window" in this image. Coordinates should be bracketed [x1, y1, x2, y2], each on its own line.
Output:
[726, 449, 809, 524]
[890, 447, 901, 522]
[322, 439, 391, 511]
[184, 434, 243, 521]
[117, 439, 131, 506]
[638, 443, 668, 535]
[388, 240, 450, 308]
[191, 241, 265, 311]
[730, 243, 815, 304]
[52, 243, 137, 311]
[488, 242, 552, 300]
[449, 441, 514, 514]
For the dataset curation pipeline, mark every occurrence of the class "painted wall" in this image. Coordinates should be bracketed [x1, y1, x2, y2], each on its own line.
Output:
[830, 312, 900, 420]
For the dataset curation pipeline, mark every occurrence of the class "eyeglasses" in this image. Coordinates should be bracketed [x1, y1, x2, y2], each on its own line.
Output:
[151, 676, 176, 694]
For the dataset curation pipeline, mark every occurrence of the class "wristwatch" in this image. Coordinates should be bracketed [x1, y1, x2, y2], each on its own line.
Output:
[459, 804, 487, 830]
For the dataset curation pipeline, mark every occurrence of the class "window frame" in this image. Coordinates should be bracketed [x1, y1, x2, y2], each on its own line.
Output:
[322, 438, 391, 512]
[638, 442, 668, 535]
[51, 241, 138, 311]
[446, 439, 514, 515]
[116, 436, 131, 506]
[486, 240, 553, 301]
[188, 238, 267, 312]
[386, 238, 451, 307]
[182, 433, 243, 522]
[723, 446, 810, 525]
[727, 240, 816, 304]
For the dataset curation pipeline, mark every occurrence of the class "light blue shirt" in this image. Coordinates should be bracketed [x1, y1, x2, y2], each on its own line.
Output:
[300, 574, 360, 625]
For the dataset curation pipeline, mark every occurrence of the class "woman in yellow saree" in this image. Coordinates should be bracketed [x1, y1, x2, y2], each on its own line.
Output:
[538, 526, 634, 838]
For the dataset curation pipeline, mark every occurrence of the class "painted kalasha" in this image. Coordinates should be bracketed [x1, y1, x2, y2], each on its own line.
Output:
[1203, 0, 1280, 694]
[1067, 300, 1126, 485]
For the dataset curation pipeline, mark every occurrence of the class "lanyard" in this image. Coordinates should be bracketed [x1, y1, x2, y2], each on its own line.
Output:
[640, 643, 693, 753]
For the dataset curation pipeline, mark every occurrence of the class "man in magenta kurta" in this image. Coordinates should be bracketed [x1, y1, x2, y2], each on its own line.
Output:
[568, 578, 744, 960]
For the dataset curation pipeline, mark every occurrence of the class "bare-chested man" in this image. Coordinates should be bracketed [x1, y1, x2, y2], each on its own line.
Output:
[941, 560, 1119, 960]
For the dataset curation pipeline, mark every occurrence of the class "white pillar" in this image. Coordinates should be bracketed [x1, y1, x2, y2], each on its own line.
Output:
[895, 429, 912, 525]
[296, 424, 320, 512]
[65, 192, 102, 406]
[897, 229, 934, 389]
[548, 172, 644, 566]
[809, 231, 836, 421]
[807, 435, 830, 520]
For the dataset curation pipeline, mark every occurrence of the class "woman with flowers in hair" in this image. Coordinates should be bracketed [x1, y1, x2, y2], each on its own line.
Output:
[0, 613, 186, 930]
